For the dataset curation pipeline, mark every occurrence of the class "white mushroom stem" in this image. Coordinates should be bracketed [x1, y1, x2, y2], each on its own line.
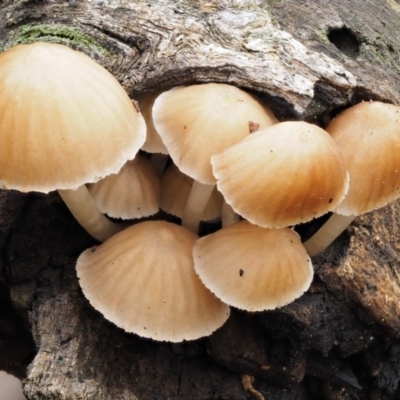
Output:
[150, 153, 169, 177]
[221, 201, 240, 227]
[182, 181, 215, 233]
[58, 185, 127, 242]
[302, 213, 356, 257]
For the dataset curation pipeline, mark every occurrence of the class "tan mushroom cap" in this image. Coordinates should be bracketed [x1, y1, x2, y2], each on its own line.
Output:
[327, 101, 400, 215]
[0, 42, 146, 193]
[88, 154, 160, 220]
[152, 83, 278, 184]
[212, 121, 349, 228]
[137, 91, 168, 154]
[193, 220, 313, 311]
[160, 164, 224, 221]
[76, 220, 230, 342]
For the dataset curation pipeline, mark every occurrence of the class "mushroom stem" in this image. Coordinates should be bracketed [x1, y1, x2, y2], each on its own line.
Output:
[150, 153, 169, 177]
[58, 185, 127, 242]
[182, 181, 215, 233]
[221, 202, 240, 227]
[302, 213, 356, 257]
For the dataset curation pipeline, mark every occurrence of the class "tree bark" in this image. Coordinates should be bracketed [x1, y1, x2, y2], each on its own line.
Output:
[1, 0, 400, 399]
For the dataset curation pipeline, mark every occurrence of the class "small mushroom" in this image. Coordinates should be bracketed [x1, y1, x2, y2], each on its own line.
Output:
[88, 154, 160, 220]
[212, 121, 349, 229]
[137, 90, 169, 176]
[153, 83, 277, 232]
[138, 90, 168, 154]
[0, 42, 146, 241]
[76, 220, 230, 342]
[193, 220, 313, 311]
[303, 101, 400, 256]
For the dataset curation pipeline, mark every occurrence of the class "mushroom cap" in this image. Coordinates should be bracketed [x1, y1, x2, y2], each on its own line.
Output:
[0, 42, 146, 193]
[193, 220, 313, 311]
[152, 83, 278, 184]
[137, 91, 168, 154]
[160, 164, 224, 221]
[327, 101, 400, 215]
[87, 154, 160, 220]
[76, 220, 230, 342]
[212, 121, 349, 228]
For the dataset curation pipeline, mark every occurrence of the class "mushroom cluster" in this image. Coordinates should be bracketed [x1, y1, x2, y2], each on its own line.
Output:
[77, 97, 400, 342]
[2, 42, 400, 343]
[76, 83, 351, 341]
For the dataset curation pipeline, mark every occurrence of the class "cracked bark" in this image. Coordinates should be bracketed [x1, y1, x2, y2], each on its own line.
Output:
[1, 0, 400, 399]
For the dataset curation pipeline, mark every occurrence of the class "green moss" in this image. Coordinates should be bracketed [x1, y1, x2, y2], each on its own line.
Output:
[2, 23, 110, 55]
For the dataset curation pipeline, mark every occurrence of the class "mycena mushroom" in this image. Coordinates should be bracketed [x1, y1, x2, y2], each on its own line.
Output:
[303, 101, 400, 256]
[137, 90, 170, 176]
[152, 83, 278, 232]
[76, 220, 230, 342]
[88, 154, 161, 220]
[193, 220, 313, 312]
[0, 42, 146, 241]
[212, 121, 349, 229]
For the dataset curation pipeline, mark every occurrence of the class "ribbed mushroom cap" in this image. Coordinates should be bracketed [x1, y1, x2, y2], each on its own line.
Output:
[160, 164, 224, 221]
[327, 101, 400, 215]
[76, 220, 230, 342]
[152, 83, 278, 184]
[87, 154, 160, 220]
[138, 91, 168, 154]
[212, 121, 349, 228]
[193, 220, 313, 311]
[0, 42, 146, 193]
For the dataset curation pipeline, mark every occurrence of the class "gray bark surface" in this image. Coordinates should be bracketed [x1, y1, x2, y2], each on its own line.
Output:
[1, 0, 400, 399]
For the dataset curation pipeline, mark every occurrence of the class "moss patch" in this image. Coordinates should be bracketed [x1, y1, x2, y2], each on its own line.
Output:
[2, 23, 110, 55]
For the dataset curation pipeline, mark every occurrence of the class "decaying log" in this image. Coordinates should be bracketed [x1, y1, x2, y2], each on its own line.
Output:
[1, 0, 400, 399]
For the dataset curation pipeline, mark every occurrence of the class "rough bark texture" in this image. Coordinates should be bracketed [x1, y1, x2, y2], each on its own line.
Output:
[1, 0, 400, 399]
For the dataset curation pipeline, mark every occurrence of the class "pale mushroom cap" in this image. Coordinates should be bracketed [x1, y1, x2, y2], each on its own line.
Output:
[138, 91, 168, 154]
[153, 83, 278, 184]
[212, 121, 349, 228]
[0, 42, 146, 193]
[88, 154, 160, 219]
[327, 101, 400, 215]
[76, 220, 230, 342]
[160, 164, 224, 221]
[193, 220, 313, 311]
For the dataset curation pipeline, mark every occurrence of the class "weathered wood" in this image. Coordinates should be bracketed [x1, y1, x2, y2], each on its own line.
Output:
[1, 0, 400, 399]
[0, 0, 374, 120]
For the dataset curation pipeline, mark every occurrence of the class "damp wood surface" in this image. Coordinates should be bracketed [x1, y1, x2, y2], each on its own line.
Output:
[1, 0, 400, 399]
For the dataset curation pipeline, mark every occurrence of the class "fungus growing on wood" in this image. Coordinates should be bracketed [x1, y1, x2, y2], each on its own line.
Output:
[0, 42, 146, 241]
[212, 121, 349, 229]
[303, 101, 400, 256]
[153, 83, 277, 232]
[76, 220, 230, 342]
[193, 220, 313, 311]
[88, 154, 160, 220]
